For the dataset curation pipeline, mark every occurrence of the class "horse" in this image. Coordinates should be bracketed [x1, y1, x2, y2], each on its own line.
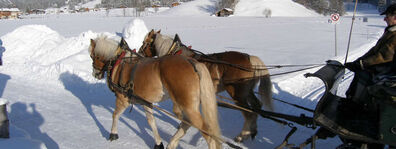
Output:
[138, 29, 273, 142]
[88, 35, 222, 149]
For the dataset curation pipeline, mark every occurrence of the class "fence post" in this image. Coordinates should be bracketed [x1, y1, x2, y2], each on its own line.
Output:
[0, 98, 9, 138]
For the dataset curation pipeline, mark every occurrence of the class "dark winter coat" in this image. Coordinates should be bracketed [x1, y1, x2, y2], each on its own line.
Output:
[356, 25, 396, 76]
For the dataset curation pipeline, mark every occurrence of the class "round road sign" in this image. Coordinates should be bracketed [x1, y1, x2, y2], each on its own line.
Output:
[331, 13, 340, 22]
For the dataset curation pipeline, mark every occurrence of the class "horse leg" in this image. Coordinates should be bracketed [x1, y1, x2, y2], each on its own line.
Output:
[225, 84, 257, 143]
[245, 90, 264, 139]
[167, 122, 190, 149]
[110, 94, 129, 141]
[233, 101, 258, 142]
[172, 104, 183, 120]
[143, 105, 164, 149]
[168, 105, 191, 149]
[183, 108, 218, 149]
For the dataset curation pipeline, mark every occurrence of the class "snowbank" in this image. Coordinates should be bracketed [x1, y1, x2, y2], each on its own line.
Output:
[122, 18, 149, 50]
[0, 19, 149, 82]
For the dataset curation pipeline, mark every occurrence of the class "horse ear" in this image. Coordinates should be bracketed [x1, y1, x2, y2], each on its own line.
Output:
[157, 30, 161, 33]
[120, 37, 130, 50]
[174, 34, 181, 43]
[90, 39, 96, 47]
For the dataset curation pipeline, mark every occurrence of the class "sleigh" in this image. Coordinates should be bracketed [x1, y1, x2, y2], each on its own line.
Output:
[303, 60, 396, 148]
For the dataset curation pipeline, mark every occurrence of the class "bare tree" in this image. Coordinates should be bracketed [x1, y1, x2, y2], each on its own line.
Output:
[217, 0, 237, 10]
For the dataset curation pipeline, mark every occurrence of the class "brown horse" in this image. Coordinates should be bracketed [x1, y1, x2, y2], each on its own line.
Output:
[88, 35, 221, 149]
[138, 30, 273, 142]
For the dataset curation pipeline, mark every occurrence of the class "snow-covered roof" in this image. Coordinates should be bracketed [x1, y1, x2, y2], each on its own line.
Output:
[0, 8, 20, 12]
[224, 8, 233, 12]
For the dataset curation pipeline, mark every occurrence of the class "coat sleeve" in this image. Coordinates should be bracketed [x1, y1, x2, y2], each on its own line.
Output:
[361, 34, 396, 67]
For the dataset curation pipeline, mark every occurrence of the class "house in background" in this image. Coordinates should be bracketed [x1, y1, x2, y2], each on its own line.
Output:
[0, 8, 21, 19]
[171, 2, 181, 7]
[215, 8, 233, 17]
[28, 9, 46, 15]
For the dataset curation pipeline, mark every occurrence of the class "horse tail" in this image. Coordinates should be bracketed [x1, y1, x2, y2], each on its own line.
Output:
[250, 56, 274, 111]
[195, 62, 222, 148]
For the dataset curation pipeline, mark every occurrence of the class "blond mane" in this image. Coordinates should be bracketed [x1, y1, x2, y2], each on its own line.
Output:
[89, 35, 119, 60]
[153, 33, 174, 56]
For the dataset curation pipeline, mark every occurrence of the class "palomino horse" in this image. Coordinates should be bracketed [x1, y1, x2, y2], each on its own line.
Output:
[88, 35, 222, 149]
[138, 30, 273, 142]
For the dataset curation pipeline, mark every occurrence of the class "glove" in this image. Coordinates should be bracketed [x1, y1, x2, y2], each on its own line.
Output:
[344, 61, 362, 72]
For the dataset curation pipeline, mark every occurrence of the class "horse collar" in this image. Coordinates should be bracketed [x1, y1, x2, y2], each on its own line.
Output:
[108, 51, 126, 77]
[114, 51, 126, 68]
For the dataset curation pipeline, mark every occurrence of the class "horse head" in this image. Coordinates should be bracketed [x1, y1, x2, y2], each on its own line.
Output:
[139, 29, 160, 57]
[139, 29, 196, 57]
[89, 36, 120, 79]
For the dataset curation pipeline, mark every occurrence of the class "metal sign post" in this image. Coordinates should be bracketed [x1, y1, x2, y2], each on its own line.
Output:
[330, 13, 340, 56]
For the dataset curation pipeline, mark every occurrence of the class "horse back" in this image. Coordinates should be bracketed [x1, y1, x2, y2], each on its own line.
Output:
[157, 55, 201, 101]
[130, 55, 201, 103]
[207, 51, 254, 82]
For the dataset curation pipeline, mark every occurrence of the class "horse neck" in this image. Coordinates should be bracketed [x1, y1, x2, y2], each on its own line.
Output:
[179, 46, 196, 57]
[153, 34, 174, 57]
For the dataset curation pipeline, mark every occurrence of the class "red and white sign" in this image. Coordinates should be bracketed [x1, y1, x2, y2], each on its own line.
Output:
[330, 13, 340, 24]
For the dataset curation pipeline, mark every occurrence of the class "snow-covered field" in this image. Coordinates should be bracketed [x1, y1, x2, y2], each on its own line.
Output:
[0, 0, 387, 149]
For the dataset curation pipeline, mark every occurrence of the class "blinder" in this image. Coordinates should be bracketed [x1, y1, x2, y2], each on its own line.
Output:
[139, 32, 157, 57]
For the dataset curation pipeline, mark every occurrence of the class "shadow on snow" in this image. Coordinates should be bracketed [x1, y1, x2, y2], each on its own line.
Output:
[9, 102, 59, 149]
[59, 72, 183, 147]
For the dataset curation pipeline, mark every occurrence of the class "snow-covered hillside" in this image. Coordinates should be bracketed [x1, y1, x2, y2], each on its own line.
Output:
[0, 0, 388, 149]
[81, 0, 101, 8]
[157, 0, 319, 17]
[234, 0, 319, 17]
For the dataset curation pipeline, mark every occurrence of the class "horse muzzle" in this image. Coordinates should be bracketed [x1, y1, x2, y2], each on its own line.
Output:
[92, 69, 104, 79]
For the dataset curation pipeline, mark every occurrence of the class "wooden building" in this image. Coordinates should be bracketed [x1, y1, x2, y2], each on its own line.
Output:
[0, 8, 21, 19]
[171, 2, 181, 7]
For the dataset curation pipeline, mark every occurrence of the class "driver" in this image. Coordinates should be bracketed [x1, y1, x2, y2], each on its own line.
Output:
[345, 4, 396, 101]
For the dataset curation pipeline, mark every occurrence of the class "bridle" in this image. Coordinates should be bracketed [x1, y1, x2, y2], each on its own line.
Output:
[90, 43, 124, 77]
[139, 32, 157, 57]
[90, 47, 108, 76]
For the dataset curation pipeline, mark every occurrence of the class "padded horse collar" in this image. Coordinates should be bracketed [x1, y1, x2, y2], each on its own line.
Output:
[106, 46, 150, 106]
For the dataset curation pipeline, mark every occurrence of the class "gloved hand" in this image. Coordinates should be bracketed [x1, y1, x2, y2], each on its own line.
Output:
[344, 61, 361, 72]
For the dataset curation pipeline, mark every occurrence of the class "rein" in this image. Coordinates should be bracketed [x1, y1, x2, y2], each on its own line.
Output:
[145, 33, 329, 78]
[186, 47, 325, 72]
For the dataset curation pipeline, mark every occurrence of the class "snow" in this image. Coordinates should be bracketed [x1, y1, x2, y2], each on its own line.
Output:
[0, 0, 388, 149]
[0, 98, 7, 105]
[122, 19, 149, 50]
[81, 0, 102, 9]
[0, 8, 20, 12]
[234, 0, 319, 17]
[156, 0, 217, 16]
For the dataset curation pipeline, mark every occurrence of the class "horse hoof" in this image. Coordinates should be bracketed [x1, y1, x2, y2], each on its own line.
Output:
[154, 142, 164, 149]
[109, 133, 119, 141]
[250, 130, 257, 140]
[234, 136, 243, 143]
